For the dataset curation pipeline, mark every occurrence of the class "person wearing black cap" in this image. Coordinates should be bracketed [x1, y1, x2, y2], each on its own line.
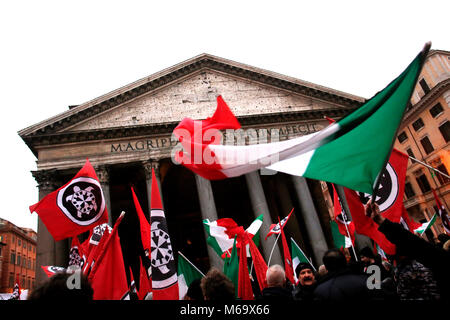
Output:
[292, 262, 317, 301]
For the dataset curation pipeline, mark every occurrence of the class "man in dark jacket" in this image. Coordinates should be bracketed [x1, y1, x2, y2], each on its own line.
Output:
[292, 263, 317, 301]
[258, 264, 293, 300]
[313, 249, 371, 301]
[366, 201, 450, 300]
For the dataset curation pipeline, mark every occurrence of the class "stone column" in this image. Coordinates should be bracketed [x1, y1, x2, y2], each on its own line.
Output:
[95, 165, 112, 226]
[245, 171, 282, 266]
[291, 176, 329, 267]
[32, 170, 59, 286]
[194, 174, 224, 270]
[143, 160, 164, 212]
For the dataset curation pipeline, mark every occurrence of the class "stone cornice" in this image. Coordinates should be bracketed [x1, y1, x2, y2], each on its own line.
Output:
[18, 54, 364, 139]
[21, 107, 355, 156]
[400, 78, 450, 128]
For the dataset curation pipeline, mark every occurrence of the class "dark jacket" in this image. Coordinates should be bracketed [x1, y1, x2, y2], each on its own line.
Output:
[313, 268, 371, 301]
[258, 286, 293, 301]
[292, 283, 317, 301]
[378, 219, 450, 300]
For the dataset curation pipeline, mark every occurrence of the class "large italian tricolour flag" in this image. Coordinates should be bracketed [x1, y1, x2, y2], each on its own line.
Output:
[173, 45, 428, 195]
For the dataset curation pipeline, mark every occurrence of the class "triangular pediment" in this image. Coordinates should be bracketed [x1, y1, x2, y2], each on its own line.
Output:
[18, 53, 365, 156]
[65, 69, 359, 132]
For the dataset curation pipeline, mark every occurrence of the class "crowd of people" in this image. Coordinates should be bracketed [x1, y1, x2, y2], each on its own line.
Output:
[183, 203, 450, 302]
[26, 203, 450, 301]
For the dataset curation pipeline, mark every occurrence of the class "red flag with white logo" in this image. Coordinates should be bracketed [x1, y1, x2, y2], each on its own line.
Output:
[29, 159, 108, 241]
[150, 168, 179, 300]
[88, 212, 129, 300]
[356, 149, 408, 223]
[265, 208, 293, 240]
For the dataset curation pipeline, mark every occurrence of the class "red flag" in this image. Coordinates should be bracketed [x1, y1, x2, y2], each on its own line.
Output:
[41, 266, 66, 278]
[265, 208, 293, 240]
[173, 95, 241, 180]
[400, 205, 422, 231]
[138, 257, 152, 300]
[68, 236, 86, 269]
[83, 225, 111, 275]
[247, 235, 268, 291]
[150, 168, 179, 300]
[238, 234, 254, 300]
[278, 216, 295, 285]
[432, 188, 450, 234]
[357, 149, 408, 223]
[332, 184, 356, 246]
[131, 186, 151, 255]
[344, 188, 396, 255]
[29, 159, 108, 241]
[89, 212, 129, 300]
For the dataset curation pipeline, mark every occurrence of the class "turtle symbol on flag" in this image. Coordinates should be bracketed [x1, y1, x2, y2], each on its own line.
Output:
[57, 177, 106, 226]
[358, 162, 399, 212]
[68, 246, 85, 268]
[150, 221, 175, 276]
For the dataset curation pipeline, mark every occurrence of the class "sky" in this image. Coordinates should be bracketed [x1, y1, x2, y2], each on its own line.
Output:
[0, 1, 449, 232]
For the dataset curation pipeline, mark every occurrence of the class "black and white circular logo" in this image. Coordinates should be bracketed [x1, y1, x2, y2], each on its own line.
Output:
[48, 266, 66, 274]
[150, 220, 177, 288]
[68, 246, 85, 268]
[57, 177, 106, 226]
[358, 163, 399, 212]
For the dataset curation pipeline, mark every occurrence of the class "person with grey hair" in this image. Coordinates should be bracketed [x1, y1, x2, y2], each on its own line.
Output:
[257, 264, 293, 301]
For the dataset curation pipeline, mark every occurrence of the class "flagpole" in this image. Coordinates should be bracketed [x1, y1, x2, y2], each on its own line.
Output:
[290, 237, 316, 271]
[371, 42, 431, 202]
[335, 185, 359, 262]
[267, 233, 281, 266]
[408, 155, 450, 179]
[178, 251, 205, 277]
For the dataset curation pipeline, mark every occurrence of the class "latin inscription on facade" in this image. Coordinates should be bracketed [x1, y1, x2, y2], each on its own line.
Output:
[109, 122, 323, 154]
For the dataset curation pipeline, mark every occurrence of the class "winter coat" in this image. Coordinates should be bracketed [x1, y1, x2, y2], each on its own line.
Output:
[258, 286, 294, 301]
[378, 219, 450, 300]
[313, 269, 371, 302]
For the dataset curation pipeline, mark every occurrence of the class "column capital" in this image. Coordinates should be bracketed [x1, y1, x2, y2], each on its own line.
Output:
[142, 160, 160, 179]
[31, 169, 59, 193]
[94, 165, 110, 184]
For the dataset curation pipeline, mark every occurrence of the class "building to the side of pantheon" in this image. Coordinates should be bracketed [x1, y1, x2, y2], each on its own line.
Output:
[19, 54, 368, 285]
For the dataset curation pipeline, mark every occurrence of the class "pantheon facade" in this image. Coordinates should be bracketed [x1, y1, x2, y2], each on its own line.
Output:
[19, 54, 366, 285]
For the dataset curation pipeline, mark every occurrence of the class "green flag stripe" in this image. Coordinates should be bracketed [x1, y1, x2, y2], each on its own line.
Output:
[304, 52, 425, 194]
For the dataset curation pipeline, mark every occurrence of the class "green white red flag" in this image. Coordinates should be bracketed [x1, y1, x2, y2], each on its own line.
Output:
[177, 251, 204, 300]
[414, 213, 437, 235]
[173, 46, 428, 195]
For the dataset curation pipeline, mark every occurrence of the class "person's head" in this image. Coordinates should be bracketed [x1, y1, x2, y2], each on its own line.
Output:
[266, 264, 286, 288]
[322, 248, 347, 273]
[28, 271, 93, 301]
[317, 264, 327, 277]
[184, 278, 204, 300]
[200, 268, 235, 301]
[295, 263, 315, 286]
[359, 246, 375, 265]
